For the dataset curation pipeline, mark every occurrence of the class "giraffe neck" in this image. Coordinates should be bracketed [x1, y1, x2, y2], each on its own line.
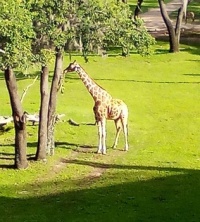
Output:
[76, 66, 112, 102]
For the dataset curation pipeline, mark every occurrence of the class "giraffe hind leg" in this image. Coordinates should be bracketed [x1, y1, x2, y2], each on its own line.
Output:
[112, 118, 121, 149]
[121, 116, 129, 151]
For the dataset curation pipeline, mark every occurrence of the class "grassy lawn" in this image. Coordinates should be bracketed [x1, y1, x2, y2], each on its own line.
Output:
[1, 41, 200, 221]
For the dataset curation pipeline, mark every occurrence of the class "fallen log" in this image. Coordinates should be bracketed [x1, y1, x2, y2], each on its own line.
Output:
[68, 119, 80, 126]
[25, 113, 40, 125]
[55, 114, 66, 123]
[24, 112, 66, 125]
[0, 116, 13, 127]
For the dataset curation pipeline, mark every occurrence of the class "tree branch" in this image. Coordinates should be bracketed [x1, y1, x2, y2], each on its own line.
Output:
[0, 49, 5, 54]
[20, 75, 39, 103]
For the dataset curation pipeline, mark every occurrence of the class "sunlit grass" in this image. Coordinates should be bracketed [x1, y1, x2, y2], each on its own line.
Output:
[1, 41, 200, 221]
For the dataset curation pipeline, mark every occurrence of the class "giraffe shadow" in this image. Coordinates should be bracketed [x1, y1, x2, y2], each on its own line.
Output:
[73, 147, 97, 154]
[95, 78, 200, 84]
[55, 142, 121, 154]
[55, 141, 96, 152]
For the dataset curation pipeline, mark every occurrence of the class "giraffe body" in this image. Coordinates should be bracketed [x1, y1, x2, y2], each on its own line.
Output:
[64, 61, 129, 154]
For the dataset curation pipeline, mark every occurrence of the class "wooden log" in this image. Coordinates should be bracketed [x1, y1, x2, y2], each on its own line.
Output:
[24, 112, 65, 125]
[24, 112, 39, 125]
[0, 116, 13, 126]
[55, 114, 65, 122]
[68, 118, 80, 126]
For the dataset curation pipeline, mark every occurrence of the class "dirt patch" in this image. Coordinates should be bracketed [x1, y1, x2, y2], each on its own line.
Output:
[76, 166, 107, 187]
[60, 156, 109, 186]
[154, 29, 200, 45]
[141, 0, 200, 44]
[34, 151, 79, 183]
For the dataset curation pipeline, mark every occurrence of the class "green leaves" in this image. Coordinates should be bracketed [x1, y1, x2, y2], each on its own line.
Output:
[74, 0, 155, 57]
[103, 2, 155, 56]
[0, 0, 35, 69]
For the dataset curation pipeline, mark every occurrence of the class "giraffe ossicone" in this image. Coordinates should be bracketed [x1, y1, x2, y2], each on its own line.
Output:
[63, 61, 129, 154]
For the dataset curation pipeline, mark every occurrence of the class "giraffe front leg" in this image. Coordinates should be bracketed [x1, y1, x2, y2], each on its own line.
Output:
[97, 121, 102, 154]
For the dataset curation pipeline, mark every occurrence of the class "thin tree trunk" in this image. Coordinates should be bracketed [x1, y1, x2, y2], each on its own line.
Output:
[47, 48, 63, 155]
[175, 6, 184, 44]
[4, 67, 28, 169]
[134, 0, 143, 20]
[36, 65, 49, 160]
[158, 0, 180, 52]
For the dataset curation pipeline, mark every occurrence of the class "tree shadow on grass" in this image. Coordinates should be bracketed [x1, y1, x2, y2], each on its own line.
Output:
[183, 73, 200, 77]
[0, 71, 40, 81]
[0, 142, 37, 168]
[183, 46, 200, 56]
[95, 77, 200, 84]
[0, 164, 200, 221]
[0, 143, 15, 164]
[67, 74, 200, 84]
[27, 142, 38, 148]
[154, 48, 169, 54]
[0, 70, 55, 82]
[60, 158, 200, 175]
[0, 152, 14, 161]
[0, 141, 97, 168]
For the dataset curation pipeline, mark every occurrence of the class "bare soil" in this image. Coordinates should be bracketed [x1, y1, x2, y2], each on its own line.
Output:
[140, 0, 200, 44]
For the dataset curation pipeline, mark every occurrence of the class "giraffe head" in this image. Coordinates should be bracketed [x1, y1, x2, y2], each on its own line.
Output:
[63, 60, 80, 74]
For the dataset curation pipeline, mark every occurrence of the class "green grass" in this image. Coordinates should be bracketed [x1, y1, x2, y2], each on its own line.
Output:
[1, 42, 200, 221]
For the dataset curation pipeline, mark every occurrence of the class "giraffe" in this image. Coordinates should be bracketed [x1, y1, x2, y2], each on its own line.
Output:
[63, 61, 129, 154]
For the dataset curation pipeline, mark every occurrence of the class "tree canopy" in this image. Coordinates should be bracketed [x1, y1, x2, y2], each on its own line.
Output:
[0, 0, 35, 70]
[0, 0, 155, 66]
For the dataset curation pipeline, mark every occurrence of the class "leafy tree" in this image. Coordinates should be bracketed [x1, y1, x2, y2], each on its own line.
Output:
[104, 1, 155, 56]
[71, 0, 155, 59]
[75, 0, 106, 60]
[0, 0, 35, 169]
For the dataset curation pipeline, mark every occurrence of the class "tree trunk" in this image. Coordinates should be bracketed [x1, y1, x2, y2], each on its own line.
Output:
[175, 6, 184, 44]
[36, 66, 49, 161]
[4, 67, 28, 169]
[134, 0, 143, 20]
[47, 48, 63, 155]
[158, 0, 183, 53]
